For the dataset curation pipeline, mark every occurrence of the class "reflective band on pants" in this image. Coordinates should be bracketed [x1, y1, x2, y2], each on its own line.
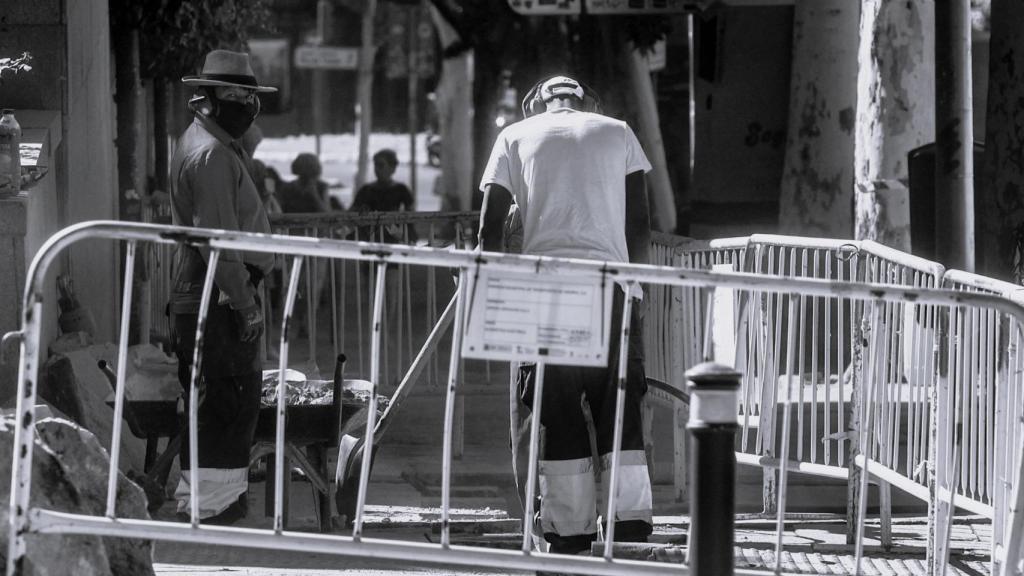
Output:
[538, 457, 597, 537]
[174, 467, 248, 519]
[599, 450, 653, 524]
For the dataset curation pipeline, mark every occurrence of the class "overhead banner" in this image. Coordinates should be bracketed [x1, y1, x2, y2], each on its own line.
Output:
[463, 269, 613, 367]
[294, 45, 359, 70]
[507, 0, 581, 15]
[586, 0, 694, 13]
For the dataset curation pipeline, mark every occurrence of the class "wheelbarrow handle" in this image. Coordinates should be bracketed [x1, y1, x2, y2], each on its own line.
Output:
[331, 353, 347, 442]
[98, 360, 147, 438]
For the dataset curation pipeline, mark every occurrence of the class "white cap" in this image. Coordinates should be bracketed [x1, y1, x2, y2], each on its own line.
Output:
[539, 76, 584, 102]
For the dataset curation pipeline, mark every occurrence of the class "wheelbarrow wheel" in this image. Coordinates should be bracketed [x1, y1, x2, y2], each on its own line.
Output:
[335, 445, 379, 527]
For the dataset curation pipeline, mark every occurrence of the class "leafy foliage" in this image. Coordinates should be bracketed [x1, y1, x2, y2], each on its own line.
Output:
[972, 0, 991, 34]
[110, 0, 275, 79]
[0, 52, 33, 81]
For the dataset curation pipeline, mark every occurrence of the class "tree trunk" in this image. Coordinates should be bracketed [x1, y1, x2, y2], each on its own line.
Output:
[933, 0, 974, 272]
[153, 77, 169, 195]
[624, 42, 676, 233]
[978, 0, 1024, 281]
[429, 6, 474, 213]
[114, 28, 144, 223]
[355, 0, 379, 191]
[472, 43, 502, 210]
[778, 0, 859, 239]
[114, 28, 150, 345]
[853, 0, 934, 251]
[575, 18, 676, 232]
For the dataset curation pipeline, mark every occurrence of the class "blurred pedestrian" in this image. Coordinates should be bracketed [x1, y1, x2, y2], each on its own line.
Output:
[279, 152, 336, 213]
[168, 49, 276, 525]
[478, 75, 654, 555]
[240, 124, 282, 215]
[351, 148, 415, 243]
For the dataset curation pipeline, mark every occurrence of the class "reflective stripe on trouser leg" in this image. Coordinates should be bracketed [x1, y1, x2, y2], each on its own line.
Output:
[538, 457, 597, 537]
[600, 450, 653, 524]
[174, 467, 248, 519]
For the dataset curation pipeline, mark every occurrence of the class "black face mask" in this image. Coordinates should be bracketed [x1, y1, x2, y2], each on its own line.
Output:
[211, 95, 260, 140]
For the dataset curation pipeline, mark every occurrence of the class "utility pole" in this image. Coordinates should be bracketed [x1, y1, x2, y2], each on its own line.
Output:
[313, 0, 332, 158]
[355, 0, 379, 191]
[933, 0, 974, 272]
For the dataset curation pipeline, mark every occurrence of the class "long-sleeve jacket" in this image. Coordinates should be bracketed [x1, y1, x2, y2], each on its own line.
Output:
[168, 114, 274, 313]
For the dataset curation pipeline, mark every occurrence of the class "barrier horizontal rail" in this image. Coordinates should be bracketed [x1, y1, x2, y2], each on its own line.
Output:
[10, 220, 1024, 576]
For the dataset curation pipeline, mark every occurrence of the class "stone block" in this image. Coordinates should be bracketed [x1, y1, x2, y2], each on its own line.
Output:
[0, 415, 156, 575]
[54, 344, 148, 473]
[35, 418, 155, 576]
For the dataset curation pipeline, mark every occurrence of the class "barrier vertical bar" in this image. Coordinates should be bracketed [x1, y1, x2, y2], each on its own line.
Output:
[106, 240, 137, 517]
[686, 362, 740, 576]
[7, 297, 42, 576]
[824, 254, 833, 466]
[999, 408, 1024, 575]
[670, 250, 689, 502]
[522, 362, 546, 553]
[275, 257, 304, 533]
[188, 250, 221, 526]
[353, 261, 387, 540]
[440, 270, 467, 547]
[603, 286, 636, 557]
[774, 297, 799, 574]
[355, 227, 366, 374]
[854, 302, 885, 572]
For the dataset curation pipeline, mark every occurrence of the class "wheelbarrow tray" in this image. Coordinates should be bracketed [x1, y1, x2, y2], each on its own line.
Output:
[103, 399, 179, 439]
[109, 388, 385, 445]
[254, 398, 376, 443]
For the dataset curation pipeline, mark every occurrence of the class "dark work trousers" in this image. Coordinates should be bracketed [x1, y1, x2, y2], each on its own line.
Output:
[171, 293, 263, 472]
[516, 288, 653, 554]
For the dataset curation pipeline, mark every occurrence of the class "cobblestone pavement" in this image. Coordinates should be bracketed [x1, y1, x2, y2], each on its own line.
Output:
[152, 433, 995, 575]
[154, 505, 993, 575]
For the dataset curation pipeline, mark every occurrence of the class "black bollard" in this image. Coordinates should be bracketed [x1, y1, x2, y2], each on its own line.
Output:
[686, 362, 741, 576]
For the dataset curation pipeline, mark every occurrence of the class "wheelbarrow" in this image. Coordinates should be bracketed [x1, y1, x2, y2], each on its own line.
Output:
[101, 355, 389, 532]
[251, 354, 389, 532]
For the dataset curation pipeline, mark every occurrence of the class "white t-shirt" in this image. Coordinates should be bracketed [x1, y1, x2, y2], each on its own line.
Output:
[479, 108, 652, 263]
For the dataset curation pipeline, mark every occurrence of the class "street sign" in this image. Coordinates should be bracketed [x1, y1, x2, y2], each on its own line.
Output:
[586, 0, 694, 13]
[294, 45, 359, 70]
[507, 0, 581, 16]
[462, 269, 613, 367]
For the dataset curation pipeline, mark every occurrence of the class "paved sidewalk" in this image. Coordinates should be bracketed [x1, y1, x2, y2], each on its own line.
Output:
[152, 440, 994, 575]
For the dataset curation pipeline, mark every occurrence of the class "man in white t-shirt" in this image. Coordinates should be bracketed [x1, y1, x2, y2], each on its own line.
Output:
[478, 76, 654, 556]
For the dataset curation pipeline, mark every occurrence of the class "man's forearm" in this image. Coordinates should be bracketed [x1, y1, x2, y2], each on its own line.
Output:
[479, 184, 513, 251]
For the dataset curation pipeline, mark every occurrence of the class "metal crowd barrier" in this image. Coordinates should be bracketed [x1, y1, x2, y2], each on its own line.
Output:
[149, 212, 479, 382]
[651, 233, 1024, 574]
[8, 220, 1024, 575]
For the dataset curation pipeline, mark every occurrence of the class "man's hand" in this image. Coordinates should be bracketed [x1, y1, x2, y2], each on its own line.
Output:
[235, 303, 264, 343]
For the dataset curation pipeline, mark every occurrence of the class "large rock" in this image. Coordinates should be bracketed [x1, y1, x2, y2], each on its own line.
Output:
[40, 343, 180, 474]
[0, 416, 154, 575]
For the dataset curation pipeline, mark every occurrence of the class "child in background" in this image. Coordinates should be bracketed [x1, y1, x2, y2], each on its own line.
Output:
[279, 152, 336, 213]
[351, 148, 415, 243]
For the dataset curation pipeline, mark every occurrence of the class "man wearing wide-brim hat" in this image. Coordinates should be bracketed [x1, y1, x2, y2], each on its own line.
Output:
[168, 49, 276, 525]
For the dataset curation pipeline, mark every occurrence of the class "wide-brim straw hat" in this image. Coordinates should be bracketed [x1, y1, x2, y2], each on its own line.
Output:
[182, 49, 277, 93]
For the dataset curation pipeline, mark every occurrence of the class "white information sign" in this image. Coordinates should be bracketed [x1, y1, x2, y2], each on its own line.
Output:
[462, 270, 613, 366]
[294, 45, 359, 70]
